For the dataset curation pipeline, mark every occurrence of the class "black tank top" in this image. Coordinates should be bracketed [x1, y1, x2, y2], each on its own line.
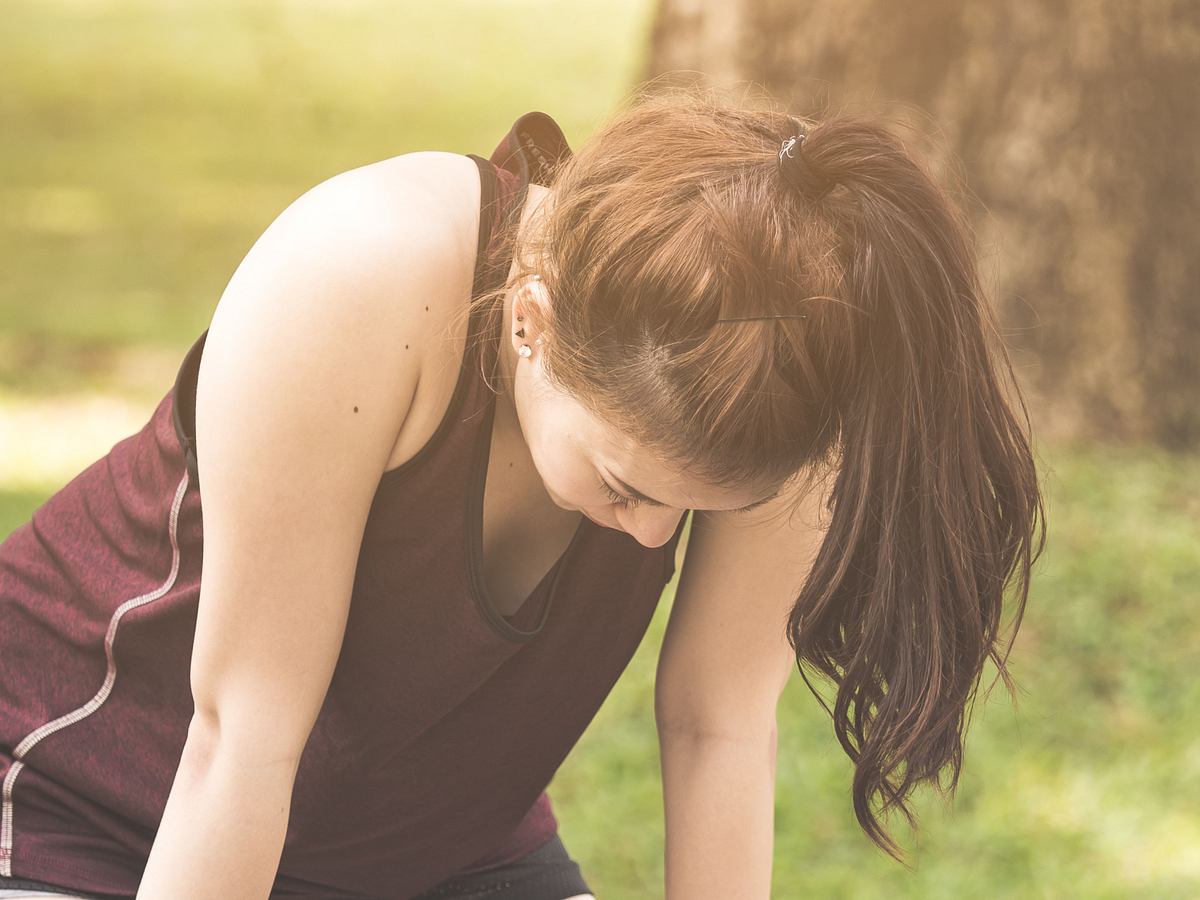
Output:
[0, 111, 689, 899]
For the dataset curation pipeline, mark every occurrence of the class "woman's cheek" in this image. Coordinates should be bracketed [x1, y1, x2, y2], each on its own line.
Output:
[527, 434, 583, 505]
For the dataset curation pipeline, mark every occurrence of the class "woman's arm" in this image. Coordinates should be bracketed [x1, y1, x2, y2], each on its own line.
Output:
[655, 480, 828, 900]
[658, 725, 778, 900]
[136, 154, 473, 900]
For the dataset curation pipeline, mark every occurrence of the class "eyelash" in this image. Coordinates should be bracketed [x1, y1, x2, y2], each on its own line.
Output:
[596, 478, 765, 515]
[597, 477, 641, 510]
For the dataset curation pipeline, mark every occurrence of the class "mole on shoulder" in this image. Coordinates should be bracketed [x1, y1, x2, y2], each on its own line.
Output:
[353, 406, 359, 413]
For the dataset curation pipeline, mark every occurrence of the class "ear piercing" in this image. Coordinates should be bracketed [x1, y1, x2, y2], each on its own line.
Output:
[516, 273, 543, 358]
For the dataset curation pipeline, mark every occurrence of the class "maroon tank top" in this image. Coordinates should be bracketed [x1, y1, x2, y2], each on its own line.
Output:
[0, 112, 688, 899]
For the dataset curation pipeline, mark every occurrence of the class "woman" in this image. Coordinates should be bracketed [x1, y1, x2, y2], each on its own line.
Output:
[0, 87, 1044, 899]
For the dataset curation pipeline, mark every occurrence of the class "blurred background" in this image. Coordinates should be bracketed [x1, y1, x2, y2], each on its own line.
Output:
[1, 0, 1197, 896]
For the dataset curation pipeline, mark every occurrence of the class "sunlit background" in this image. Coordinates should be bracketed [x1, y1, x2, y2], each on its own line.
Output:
[2, 1, 1197, 897]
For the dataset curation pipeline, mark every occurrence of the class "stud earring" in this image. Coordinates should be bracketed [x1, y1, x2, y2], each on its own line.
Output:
[518, 345, 532, 358]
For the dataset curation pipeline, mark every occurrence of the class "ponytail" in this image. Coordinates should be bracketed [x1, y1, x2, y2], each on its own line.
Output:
[782, 119, 1046, 863]
[489, 89, 1046, 862]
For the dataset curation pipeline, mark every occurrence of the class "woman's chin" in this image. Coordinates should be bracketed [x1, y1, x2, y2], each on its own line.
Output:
[546, 490, 577, 512]
[580, 508, 623, 531]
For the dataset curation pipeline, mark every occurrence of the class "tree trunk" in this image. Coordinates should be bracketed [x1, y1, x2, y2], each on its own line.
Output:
[643, 0, 1200, 448]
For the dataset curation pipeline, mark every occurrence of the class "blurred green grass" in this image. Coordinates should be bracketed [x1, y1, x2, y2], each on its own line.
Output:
[558, 444, 1200, 898]
[3, 3, 1198, 897]
[0, 0, 654, 394]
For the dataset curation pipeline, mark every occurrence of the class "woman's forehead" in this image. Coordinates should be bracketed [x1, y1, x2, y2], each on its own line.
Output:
[563, 382, 776, 508]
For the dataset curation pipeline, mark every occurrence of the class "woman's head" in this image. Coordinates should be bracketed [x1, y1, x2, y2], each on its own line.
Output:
[489, 183, 788, 549]
[471, 85, 1046, 863]
[495, 263, 786, 546]
[496, 95, 848, 496]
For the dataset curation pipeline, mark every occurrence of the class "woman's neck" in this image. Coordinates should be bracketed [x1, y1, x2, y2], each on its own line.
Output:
[495, 183, 553, 418]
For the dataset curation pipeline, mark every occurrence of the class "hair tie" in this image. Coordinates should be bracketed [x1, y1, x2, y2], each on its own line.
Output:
[778, 134, 803, 162]
[777, 130, 835, 201]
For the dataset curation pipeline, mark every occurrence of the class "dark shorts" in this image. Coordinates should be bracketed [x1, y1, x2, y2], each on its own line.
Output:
[412, 834, 593, 900]
[0, 834, 592, 900]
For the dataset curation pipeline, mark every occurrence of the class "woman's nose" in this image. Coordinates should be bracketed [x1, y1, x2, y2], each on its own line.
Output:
[621, 505, 684, 549]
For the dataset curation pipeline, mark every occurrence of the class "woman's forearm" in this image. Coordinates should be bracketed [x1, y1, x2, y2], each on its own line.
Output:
[136, 720, 301, 900]
[659, 725, 777, 900]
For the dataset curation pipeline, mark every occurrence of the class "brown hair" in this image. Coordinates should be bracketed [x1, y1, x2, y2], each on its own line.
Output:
[468, 85, 1046, 864]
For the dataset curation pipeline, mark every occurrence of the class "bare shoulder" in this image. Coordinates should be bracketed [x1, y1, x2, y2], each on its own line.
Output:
[319, 150, 481, 245]
[276, 150, 482, 305]
[207, 150, 485, 472]
[216, 149, 482, 348]
[316, 148, 486, 395]
[339, 151, 490, 471]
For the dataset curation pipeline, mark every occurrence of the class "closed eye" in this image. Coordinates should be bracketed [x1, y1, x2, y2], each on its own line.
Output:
[597, 476, 641, 510]
[597, 474, 772, 514]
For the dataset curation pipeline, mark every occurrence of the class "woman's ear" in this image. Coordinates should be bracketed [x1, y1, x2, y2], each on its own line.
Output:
[512, 275, 551, 357]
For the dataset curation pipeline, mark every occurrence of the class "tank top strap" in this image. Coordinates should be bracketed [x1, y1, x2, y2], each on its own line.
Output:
[461, 151, 525, 396]
[462, 111, 573, 394]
